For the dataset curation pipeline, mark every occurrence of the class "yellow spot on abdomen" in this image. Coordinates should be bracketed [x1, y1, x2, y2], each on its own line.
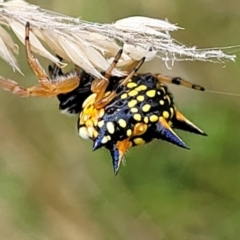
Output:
[163, 111, 170, 119]
[87, 126, 94, 138]
[99, 109, 105, 118]
[94, 119, 98, 127]
[146, 90, 156, 98]
[128, 99, 137, 108]
[106, 122, 115, 134]
[130, 108, 138, 113]
[83, 115, 88, 122]
[137, 95, 145, 102]
[85, 119, 94, 127]
[133, 113, 142, 121]
[101, 136, 109, 144]
[118, 119, 127, 128]
[93, 129, 99, 138]
[135, 85, 147, 91]
[126, 129, 132, 137]
[121, 93, 128, 99]
[128, 90, 138, 97]
[127, 82, 137, 89]
[159, 100, 164, 105]
[149, 115, 158, 122]
[142, 104, 151, 112]
[133, 138, 145, 145]
[98, 120, 104, 128]
[82, 93, 96, 108]
[144, 117, 149, 124]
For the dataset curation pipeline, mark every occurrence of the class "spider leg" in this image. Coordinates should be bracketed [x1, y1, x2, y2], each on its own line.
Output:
[91, 49, 123, 104]
[0, 76, 54, 96]
[94, 57, 146, 109]
[25, 22, 80, 95]
[25, 22, 50, 85]
[0, 75, 80, 97]
[0, 23, 80, 97]
[154, 74, 205, 91]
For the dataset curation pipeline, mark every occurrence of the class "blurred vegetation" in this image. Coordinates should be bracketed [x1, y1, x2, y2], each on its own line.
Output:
[0, 0, 240, 239]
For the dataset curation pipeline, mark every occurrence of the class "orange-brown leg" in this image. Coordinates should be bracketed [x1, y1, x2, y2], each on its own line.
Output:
[0, 22, 80, 97]
[25, 22, 50, 86]
[25, 22, 81, 93]
[94, 57, 146, 109]
[154, 74, 205, 91]
[0, 75, 80, 97]
[91, 49, 123, 104]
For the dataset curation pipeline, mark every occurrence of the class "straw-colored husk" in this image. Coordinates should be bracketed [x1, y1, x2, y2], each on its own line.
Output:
[0, 0, 237, 78]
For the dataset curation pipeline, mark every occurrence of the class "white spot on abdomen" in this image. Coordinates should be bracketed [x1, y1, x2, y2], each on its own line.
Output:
[79, 127, 90, 140]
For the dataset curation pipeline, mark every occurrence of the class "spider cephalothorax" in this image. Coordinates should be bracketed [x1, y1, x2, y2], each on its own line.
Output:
[0, 22, 207, 175]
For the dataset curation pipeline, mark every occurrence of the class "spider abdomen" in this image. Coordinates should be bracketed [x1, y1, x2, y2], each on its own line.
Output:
[78, 73, 206, 174]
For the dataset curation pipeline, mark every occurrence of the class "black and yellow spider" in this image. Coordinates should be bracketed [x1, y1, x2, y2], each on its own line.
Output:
[0, 22, 206, 175]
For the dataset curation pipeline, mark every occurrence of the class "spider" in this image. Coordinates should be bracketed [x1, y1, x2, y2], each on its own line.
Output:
[0, 22, 207, 175]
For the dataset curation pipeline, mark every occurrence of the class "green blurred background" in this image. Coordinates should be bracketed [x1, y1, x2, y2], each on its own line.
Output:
[0, 0, 240, 239]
